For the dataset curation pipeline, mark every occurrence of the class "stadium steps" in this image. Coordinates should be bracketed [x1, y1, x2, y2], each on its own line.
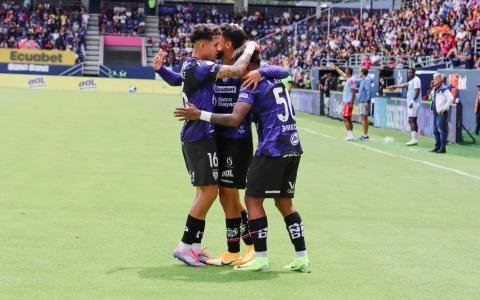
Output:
[145, 16, 160, 68]
[84, 14, 101, 76]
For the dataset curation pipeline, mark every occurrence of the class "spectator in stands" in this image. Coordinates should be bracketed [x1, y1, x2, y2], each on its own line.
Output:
[99, 5, 145, 36]
[0, 1, 87, 62]
[430, 73, 454, 153]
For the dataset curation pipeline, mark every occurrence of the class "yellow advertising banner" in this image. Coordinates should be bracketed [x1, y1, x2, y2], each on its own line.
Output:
[0, 49, 76, 65]
[0, 74, 181, 95]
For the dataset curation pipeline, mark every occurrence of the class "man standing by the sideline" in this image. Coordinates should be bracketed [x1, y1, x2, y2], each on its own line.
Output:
[356, 68, 373, 141]
[430, 73, 453, 154]
[387, 68, 422, 146]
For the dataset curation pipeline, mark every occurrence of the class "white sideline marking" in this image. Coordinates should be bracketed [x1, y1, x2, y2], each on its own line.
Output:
[298, 126, 480, 181]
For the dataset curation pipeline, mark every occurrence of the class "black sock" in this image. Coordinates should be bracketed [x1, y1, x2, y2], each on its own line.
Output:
[240, 210, 254, 246]
[284, 212, 306, 252]
[226, 218, 241, 253]
[181, 215, 205, 245]
[249, 217, 268, 253]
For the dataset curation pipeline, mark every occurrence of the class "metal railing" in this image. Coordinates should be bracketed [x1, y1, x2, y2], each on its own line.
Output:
[59, 62, 84, 76]
[475, 37, 480, 55]
[99, 64, 113, 77]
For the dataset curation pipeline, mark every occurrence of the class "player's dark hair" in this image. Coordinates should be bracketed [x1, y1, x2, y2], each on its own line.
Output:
[220, 23, 246, 50]
[346, 68, 353, 76]
[409, 67, 416, 75]
[231, 44, 261, 65]
[190, 24, 220, 44]
[360, 68, 369, 76]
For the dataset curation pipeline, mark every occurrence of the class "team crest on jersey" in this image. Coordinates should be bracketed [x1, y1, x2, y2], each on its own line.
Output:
[290, 132, 300, 146]
[212, 169, 218, 180]
[212, 95, 217, 105]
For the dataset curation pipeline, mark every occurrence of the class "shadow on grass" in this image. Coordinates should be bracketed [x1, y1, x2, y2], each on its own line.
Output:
[106, 265, 289, 282]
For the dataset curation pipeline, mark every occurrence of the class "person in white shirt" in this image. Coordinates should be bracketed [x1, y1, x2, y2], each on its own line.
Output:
[430, 73, 454, 153]
[387, 68, 422, 146]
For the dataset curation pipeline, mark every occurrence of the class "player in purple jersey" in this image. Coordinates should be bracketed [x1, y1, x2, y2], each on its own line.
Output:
[161, 23, 259, 267]
[174, 45, 311, 273]
[154, 24, 289, 266]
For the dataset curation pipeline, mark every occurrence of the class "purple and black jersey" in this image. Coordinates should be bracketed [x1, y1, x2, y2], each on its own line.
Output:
[213, 77, 252, 140]
[238, 78, 303, 157]
[156, 63, 288, 141]
[180, 57, 222, 142]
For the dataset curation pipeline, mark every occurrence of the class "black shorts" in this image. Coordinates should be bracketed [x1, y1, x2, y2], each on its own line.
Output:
[246, 154, 301, 198]
[182, 138, 218, 186]
[217, 137, 253, 189]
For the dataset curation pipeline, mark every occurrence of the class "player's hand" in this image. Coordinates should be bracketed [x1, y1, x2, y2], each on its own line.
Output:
[364, 102, 369, 108]
[327, 62, 336, 69]
[174, 103, 201, 121]
[386, 85, 395, 90]
[241, 70, 262, 90]
[153, 49, 164, 71]
[245, 41, 259, 53]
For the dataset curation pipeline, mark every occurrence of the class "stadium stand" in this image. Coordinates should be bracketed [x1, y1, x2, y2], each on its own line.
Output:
[99, 4, 145, 35]
[155, 0, 480, 77]
[0, 0, 88, 63]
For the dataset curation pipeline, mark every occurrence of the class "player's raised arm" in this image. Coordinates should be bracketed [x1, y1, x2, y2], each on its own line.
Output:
[329, 62, 347, 80]
[174, 101, 252, 127]
[215, 41, 258, 79]
[153, 49, 182, 86]
[242, 64, 289, 90]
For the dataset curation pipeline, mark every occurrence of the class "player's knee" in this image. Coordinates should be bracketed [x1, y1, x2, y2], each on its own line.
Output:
[198, 185, 218, 201]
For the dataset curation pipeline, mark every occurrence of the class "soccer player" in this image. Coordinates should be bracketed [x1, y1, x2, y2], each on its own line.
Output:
[174, 45, 311, 273]
[356, 68, 373, 141]
[154, 24, 289, 266]
[330, 63, 357, 141]
[387, 68, 422, 146]
[166, 23, 258, 267]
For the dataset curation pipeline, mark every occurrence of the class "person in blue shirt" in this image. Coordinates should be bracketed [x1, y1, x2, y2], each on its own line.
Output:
[356, 68, 373, 141]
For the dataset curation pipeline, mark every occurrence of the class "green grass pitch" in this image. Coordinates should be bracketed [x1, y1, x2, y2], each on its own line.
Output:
[1, 88, 480, 299]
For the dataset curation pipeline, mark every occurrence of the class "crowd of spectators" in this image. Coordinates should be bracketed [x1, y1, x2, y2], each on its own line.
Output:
[269, 0, 480, 74]
[155, 1, 480, 77]
[99, 5, 145, 35]
[0, 1, 88, 63]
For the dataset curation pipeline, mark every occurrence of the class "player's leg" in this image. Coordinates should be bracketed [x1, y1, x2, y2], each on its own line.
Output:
[475, 112, 480, 135]
[206, 137, 242, 265]
[206, 186, 243, 265]
[406, 103, 419, 146]
[234, 156, 275, 272]
[360, 102, 369, 141]
[232, 138, 255, 265]
[173, 139, 218, 267]
[277, 155, 311, 273]
[343, 103, 354, 141]
[233, 195, 270, 271]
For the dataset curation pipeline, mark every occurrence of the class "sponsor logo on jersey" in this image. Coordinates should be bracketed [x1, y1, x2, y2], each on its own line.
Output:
[287, 181, 296, 194]
[290, 132, 300, 145]
[282, 124, 297, 132]
[214, 85, 237, 94]
[222, 169, 234, 178]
